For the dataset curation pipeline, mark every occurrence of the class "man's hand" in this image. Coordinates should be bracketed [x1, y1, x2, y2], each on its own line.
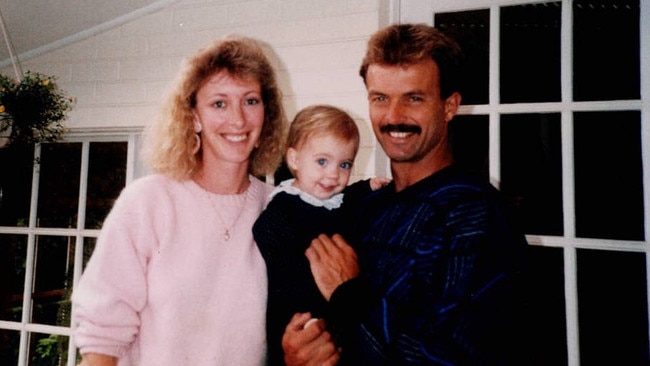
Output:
[305, 234, 360, 301]
[282, 312, 340, 366]
[370, 176, 391, 190]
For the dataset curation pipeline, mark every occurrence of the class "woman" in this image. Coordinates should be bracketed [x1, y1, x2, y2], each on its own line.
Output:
[72, 35, 287, 366]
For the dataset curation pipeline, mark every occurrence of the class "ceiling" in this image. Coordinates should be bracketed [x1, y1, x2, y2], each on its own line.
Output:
[0, 0, 171, 69]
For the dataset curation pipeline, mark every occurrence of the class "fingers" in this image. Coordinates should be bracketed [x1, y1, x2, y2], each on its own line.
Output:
[286, 312, 313, 331]
[307, 234, 347, 258]
[309, 234, 333, 254]
[370, 176, 391, 190]
[305, 234, 360, 301]
[282, 314, 340, 366]
[331, 233, 350, 250]
[303, 318, 319, 329]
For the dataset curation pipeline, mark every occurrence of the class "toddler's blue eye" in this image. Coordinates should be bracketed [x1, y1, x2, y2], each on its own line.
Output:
[340, 162, 352, 170]
[317, 158, 327, 166]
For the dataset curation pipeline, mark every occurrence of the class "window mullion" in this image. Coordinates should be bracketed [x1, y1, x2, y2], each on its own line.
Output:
[560, 2, 580, 365]
[17, 144, 42, 366]
[489, 5, 501, 189]
[640, 0, 650, 356]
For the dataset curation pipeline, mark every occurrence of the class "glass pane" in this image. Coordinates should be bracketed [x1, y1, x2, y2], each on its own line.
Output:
[577, 249, 649, 365]
[573, 0, 640, 101]
[0, 329, 19, 364]
[29, 332, 72, 366]
[0, 234, 26, 322]
[501, 2, 561, 103]
[31, 236, 75, 326]
[435, 9, 490, 105]
[527, 246, 567, 365]
[0, 144, 34, 226]
[82, 237, 97, 272]
[449, 115, 489, 177]
[500, 114, 563, 236]
[86, 142, 127, 229]
[574, 111, 643, 240]
[37, 143, 82, 228]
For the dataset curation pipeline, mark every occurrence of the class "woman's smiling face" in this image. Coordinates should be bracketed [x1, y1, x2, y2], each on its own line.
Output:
[193, 70, 265, 169]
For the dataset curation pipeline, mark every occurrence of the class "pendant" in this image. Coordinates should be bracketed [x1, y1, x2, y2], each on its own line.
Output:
[223, 230, 230, 241]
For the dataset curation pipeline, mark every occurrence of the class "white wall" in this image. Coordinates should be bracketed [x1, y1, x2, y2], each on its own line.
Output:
[5, 0, 396, 181]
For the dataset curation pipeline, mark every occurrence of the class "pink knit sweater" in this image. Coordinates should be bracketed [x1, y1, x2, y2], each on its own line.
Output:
[72, 174, 274, 365]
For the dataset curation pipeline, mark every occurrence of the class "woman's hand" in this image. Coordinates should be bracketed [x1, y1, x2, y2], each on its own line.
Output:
[78, 353, 117, 366]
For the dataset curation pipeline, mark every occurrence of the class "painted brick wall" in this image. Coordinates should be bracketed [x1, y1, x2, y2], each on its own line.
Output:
[5, 0, 392, 180]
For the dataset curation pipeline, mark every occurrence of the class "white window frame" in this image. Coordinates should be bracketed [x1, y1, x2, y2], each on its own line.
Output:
[0, 128, 144, 366]
[393, 1, 649, 365]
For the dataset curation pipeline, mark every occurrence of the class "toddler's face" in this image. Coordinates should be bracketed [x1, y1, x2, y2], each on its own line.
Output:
[287, 134, 357, 200]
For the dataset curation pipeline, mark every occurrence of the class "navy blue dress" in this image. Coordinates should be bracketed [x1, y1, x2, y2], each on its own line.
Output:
[253, 180, 372, 366]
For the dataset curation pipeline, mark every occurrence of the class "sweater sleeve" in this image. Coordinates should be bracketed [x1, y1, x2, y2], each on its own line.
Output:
[72, 177, 169, 358]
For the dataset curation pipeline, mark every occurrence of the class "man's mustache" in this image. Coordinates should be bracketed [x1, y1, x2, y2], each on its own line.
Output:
[379, 124, 422, 134]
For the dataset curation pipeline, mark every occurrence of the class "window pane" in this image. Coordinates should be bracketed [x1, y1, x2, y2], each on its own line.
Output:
[86, 142, 127, 229]
[0, 329, 19, 364]
[574, 111, 643, 240]
[0, 234, 26, 322]
[37, 143, 82, 228]
[577, 249, 649, 365]
[501, 114, 563, 236]
[573, 0, 640, 101]
[31, 236, 75, 326]
[449, 115, 489, 177]
[29, 332, 72, 366]
[82, 237, 97, 272]
[501, 2, 561, 103]
[0, 145, 34, 227]
[527, 246, 567, 365]
[435, 9, 490, 105]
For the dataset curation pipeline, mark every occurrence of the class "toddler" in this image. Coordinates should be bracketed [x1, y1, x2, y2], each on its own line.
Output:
[253, 104, 388, 365]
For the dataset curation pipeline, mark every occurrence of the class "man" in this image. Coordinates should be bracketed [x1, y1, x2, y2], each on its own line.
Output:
[282, 23, 529, 365]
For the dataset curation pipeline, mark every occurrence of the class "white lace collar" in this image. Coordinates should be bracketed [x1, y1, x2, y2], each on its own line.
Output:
[270, 179, 343, 210]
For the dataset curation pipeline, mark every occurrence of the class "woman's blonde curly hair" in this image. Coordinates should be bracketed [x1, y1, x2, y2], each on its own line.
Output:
[144, 35, 287, 180]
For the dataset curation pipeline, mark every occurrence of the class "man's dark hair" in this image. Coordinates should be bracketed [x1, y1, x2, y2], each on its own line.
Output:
[359, 23, 464, 99]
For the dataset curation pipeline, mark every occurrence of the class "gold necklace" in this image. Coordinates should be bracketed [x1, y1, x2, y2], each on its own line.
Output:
[205, 187, 249, 242]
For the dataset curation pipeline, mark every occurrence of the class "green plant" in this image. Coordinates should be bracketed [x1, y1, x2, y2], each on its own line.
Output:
[34, 334, 60, 366]
[0, 71, 74, 146]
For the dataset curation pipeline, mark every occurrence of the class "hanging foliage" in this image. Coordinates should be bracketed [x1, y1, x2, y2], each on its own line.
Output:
[0, 71, 74, 146]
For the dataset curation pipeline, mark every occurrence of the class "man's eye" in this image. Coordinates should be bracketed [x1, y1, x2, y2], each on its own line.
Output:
[410, 96, 424, 102]
[317, 158, 327, 166]
[340, 162, 352, 170]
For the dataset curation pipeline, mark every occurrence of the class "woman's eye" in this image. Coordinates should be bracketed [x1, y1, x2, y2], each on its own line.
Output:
[245, 98, 260, 105]
[340, 162, 352, 170]
[317, 158, 327, 166]
[213, 100, 226, 108]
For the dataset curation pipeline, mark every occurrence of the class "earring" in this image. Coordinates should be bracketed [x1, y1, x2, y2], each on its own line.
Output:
[192, 134, 201, 154]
